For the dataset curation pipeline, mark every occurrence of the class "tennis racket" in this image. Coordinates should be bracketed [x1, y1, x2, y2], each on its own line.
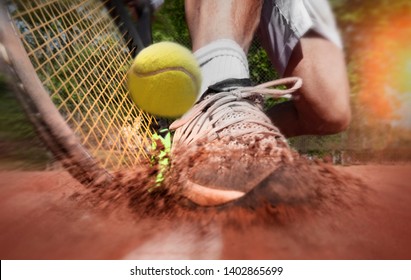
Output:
[0, 0, 157, 186]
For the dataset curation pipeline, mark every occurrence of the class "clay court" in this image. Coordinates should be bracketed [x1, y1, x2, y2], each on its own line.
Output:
[1, 161, 410, 260]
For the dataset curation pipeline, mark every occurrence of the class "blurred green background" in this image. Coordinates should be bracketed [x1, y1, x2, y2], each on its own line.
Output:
[0, 65, 50, 170]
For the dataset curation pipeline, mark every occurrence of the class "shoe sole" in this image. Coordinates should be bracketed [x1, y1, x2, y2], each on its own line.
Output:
[182, 179, 246, 206]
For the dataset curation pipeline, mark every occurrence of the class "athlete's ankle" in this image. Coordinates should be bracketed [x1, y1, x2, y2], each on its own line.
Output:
[194, 39, 250, 96]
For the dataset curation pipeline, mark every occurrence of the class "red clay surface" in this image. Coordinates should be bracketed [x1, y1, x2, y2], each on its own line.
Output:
[0, 163, 411, 259]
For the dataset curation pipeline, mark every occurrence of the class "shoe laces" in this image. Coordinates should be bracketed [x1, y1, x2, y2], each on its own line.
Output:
[170, 77, 303, 147]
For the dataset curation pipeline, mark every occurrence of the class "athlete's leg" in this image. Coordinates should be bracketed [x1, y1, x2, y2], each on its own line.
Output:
[185, 0, 262, 52]
[260, 0, 351, 137]
[184, 0, 263, 94]
[267, 32, 351, 137]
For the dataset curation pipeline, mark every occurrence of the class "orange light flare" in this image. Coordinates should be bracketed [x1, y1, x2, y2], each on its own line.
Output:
[355, 10, 411, 124]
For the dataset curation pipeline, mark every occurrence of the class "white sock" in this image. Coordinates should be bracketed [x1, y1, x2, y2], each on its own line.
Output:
[194, 39, 250, 97]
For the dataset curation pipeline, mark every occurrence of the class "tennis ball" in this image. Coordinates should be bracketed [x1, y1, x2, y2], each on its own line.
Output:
[127, 42, 202, 118]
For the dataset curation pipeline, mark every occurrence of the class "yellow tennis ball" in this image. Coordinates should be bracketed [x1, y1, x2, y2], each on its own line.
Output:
[127, 42, 202, 118]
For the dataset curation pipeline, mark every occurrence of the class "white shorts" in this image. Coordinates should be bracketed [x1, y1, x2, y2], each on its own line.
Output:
[258, 0, 343, 75]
